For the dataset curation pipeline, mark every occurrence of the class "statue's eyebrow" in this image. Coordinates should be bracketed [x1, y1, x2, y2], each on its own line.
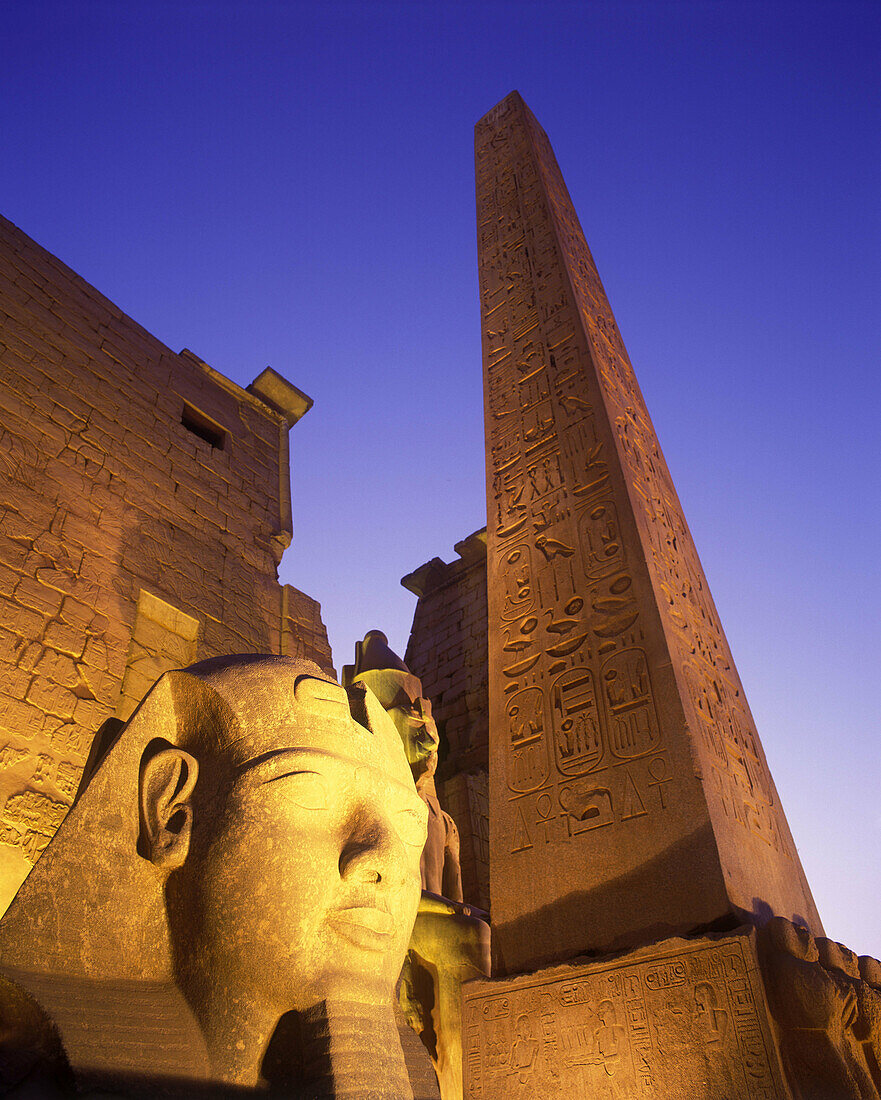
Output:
[234, 746, 322, 776]
[235, 749, 423, 806]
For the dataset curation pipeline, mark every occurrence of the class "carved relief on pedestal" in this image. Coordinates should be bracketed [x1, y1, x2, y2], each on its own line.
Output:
[463, 933, 788, 1100]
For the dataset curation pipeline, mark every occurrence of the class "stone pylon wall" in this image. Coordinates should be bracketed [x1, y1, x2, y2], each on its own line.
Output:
[0, 214, 331, 901]
[403, 529, 489, 910]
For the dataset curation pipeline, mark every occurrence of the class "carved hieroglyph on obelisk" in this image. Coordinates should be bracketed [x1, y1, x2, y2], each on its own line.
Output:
[477, 92, 821, 973]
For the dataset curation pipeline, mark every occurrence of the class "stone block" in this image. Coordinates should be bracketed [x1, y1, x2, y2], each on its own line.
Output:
[33, 565, 76, 594]
[0, 662, 32, 701]
[0, 599, 45, 641]
[25, 675, 76, 720]
[49, 720, 95, 760]
[71, 695, 111, 733]
[0, 322, 38, 364]
[0, 564, 19, 601]
[0, 510, 35, 545]
[0, 694, 46, 740]
[59, 594, 97, 633]
[0, 627, 20, 666]
[42, 619, 87, 658]
[33, 648, 79, 690]
[463, 931, 787, 1099]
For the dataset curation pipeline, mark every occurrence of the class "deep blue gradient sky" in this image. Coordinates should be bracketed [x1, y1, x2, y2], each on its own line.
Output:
[3, 1, 878, 950]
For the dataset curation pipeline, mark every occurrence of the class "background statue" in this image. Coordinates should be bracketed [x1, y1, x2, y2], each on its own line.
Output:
[345, 629, 461, 900]
[761, 916, 881, 1100]
[0, 655, 427, 1098]
[346, 632, 491, 1100]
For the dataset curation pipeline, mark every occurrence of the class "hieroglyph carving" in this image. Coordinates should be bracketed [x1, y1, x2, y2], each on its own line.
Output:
[476, 92, 809, 918]
[479, 99, 682, 888]
[463, 936, 787, 1100]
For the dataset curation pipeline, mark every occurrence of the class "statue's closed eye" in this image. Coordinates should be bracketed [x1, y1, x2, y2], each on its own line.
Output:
[268, 770, 329, 810]
[388, 687, 421, 714]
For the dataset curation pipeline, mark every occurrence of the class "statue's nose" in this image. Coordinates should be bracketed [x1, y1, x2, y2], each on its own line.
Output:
[339, 815, 408, 889]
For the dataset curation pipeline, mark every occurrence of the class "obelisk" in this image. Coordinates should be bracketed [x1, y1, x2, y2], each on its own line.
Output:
[477, 91, 821, 973]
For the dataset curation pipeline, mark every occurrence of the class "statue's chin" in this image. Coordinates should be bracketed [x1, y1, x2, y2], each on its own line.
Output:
[313, 971, 397, 1007]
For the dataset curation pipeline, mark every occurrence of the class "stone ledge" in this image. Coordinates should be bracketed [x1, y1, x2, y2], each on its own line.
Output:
[246, 367, 313, 425]
[401, 527, 487, 597]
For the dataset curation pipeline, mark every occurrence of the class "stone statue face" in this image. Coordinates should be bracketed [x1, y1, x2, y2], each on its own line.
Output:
[169, 671, 428, 1018]
[354, 668, 440, 768]
[0, 657, 428, 1088]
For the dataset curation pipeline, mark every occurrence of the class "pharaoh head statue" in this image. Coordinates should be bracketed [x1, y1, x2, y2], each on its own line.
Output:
[344, 631, 440, 779]
[0, 655, 427, 1093]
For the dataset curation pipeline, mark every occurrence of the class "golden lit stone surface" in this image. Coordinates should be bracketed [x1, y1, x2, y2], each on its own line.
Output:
[761, 917, 881, 1100]
[0, 214, 332, 906]
[401, 531, 490, 913]
[463, 930, 787, 1098]
[463, 922, 881, 1099]
[0, 655, 424, 1096]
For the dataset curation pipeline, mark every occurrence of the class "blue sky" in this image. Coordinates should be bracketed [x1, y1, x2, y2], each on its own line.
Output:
[3, 1, 879, 950]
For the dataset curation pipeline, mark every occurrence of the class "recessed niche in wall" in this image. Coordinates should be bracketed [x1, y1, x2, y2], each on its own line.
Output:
[181, 403, 227, 450]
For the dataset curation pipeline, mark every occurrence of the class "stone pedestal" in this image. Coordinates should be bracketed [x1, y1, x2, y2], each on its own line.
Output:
[463, 931, 786, 1099]
[463, 925, 881, 1100]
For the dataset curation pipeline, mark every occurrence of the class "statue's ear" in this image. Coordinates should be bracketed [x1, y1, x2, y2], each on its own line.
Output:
[138, 738, 199, 870]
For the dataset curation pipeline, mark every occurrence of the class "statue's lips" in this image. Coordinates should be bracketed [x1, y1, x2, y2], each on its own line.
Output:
[329, 906, 395, 938]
